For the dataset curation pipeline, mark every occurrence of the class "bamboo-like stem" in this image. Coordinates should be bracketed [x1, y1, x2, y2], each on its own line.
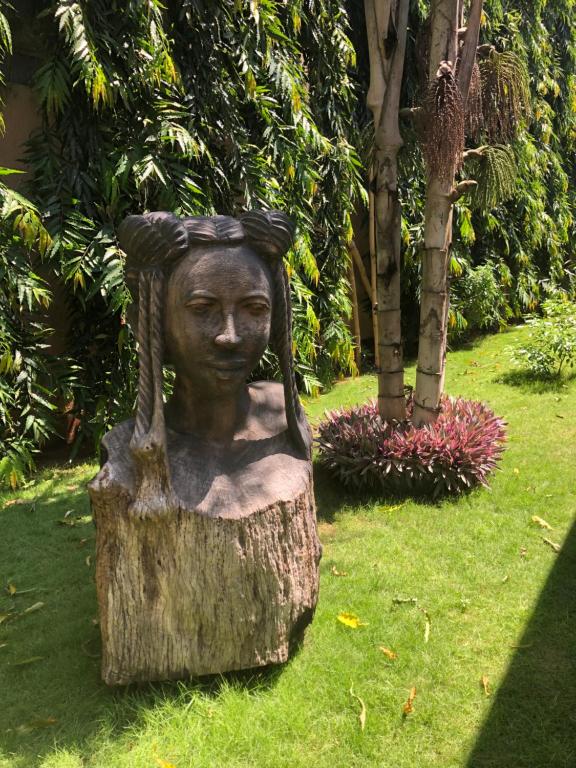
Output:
[368, 189, 380, 369]
[349, 257, 362, 372]
[348, 239, 372, 299]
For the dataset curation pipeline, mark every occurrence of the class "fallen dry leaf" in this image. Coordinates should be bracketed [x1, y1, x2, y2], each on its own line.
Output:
[378, 646, 398, 660]
[501, 574, 510, 584]
[392, 596, 418, 606]
[66, 485, 79, 492]
[0, 611, 14, 624]
[85, 555, 92, 567]
[513, 468, 520, 475]
[520, 546, 527, 559]
[402, 686, 417, 716]
[480, 674, 490, 697]
[22, 601, 44, 616]
[7, 583, 17, 596]
[3, 498, 25, 508]
[331, 566, 348, 577]
[542, 537, 561, 553]
[155, 760, 176, 768]
[423, 614, 431, 644]
[337, 612, 367, 629]
[531, 515, 553, 531]
[12, 656, 44, 666]
[349, 684, 367, 731]
[16, 717, 57, 734]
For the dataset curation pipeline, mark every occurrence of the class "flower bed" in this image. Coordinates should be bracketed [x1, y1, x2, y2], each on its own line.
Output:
[316, 394, 506, 497]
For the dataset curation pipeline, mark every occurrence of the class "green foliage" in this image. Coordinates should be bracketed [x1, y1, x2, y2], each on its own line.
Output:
[353, 0, 576, 345]
[0, 174, 56, 488]
[480, 48, 531, 141]
[450, 261, 511, 340]
[513, 295, 576, 378]
[0, 0, 364, 481]
[470, 144, 517, 211]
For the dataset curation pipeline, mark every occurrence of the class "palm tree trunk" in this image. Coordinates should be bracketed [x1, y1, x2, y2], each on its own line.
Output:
[413, 0, 483, 426]
[365, 0, 409, 422]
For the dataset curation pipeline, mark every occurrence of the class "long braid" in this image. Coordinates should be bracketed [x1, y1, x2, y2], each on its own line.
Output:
[132, 271, 153, 445]
[272, 262, 310, 458]
[148, 270, 166, 438]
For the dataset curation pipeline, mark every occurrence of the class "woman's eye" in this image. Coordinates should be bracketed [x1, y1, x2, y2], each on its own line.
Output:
[186, 301, 214, 314]
[245, 302, 270, 315]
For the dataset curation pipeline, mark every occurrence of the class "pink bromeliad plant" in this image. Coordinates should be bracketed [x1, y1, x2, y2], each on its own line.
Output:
[316, 394, 506, 498]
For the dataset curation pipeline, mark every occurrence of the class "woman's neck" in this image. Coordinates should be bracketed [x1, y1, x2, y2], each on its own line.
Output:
[165, 376, 250, 443]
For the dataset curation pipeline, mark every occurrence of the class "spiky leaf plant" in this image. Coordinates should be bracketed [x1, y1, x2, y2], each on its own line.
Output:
[480, 49, 531, 142]
[470, 144, 517, 211]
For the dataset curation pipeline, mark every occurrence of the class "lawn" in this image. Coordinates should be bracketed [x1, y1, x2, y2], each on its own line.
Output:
[1, 326, 575, 768]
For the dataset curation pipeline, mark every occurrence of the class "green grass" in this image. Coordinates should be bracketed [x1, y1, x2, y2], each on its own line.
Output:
[1, 326, 575, 768]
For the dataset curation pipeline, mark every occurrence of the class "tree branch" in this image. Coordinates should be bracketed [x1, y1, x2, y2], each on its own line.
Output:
[462, 145, 488, 161]
[448, 180, 478, 202]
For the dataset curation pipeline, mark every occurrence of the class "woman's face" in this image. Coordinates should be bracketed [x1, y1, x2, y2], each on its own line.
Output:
[164, 245, 273, 399]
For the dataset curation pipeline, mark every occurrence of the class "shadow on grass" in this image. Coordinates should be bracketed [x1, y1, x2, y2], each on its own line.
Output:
[495, 369, 576, 393]
[466, 518, 576, 768]
[313, 461, 457, 523]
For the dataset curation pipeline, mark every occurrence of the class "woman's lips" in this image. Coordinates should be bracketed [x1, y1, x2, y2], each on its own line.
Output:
[209, 359, 247, 371]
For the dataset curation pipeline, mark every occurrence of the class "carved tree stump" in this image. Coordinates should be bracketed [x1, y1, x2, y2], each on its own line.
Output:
[89, 416, 320, 686]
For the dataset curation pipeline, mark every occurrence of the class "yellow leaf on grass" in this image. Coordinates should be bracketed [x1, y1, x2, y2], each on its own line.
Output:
[7, 583, 17, 595]
[331, 566, 348, 577]
[156, 759, 176, 768]
[480, 675, 490, 697]
[378, 646, 397, 660]
[513, 468, 520, 475]
[403, 686, 417, 716]
[542, 537, 561, 553]
[3, 498, 25, 508]
[337, 612, 367, 629]
[349, 684, 367, 732]
[531, 515, 553, 530]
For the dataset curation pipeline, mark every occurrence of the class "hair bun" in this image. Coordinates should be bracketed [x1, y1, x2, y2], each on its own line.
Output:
[118, 213, 189, 271]
[240, 210, 295, 260]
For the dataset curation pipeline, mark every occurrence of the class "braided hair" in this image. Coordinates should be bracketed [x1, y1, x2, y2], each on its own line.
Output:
[117, 210, 310, 499]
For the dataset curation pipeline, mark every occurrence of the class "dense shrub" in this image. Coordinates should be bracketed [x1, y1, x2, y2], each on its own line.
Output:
[317, 395, 506, 498]
[450, 262, 511, 341]
[512, 295, 576, 378]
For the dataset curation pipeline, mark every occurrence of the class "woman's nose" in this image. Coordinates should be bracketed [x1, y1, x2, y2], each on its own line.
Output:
[214, 312, 241, 347]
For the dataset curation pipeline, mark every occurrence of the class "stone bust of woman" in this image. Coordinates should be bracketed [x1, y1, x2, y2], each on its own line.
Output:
[89, 210, 320, 684]
[98, 209, 312, 518]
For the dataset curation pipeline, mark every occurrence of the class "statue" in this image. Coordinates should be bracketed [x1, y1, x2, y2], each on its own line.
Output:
[89, 211, 321, 685]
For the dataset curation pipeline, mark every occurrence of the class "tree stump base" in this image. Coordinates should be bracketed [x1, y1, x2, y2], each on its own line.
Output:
[89, 420, 320, 686]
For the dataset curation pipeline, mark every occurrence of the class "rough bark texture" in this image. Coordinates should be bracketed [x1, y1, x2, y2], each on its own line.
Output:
[89, 459, 320, 686]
